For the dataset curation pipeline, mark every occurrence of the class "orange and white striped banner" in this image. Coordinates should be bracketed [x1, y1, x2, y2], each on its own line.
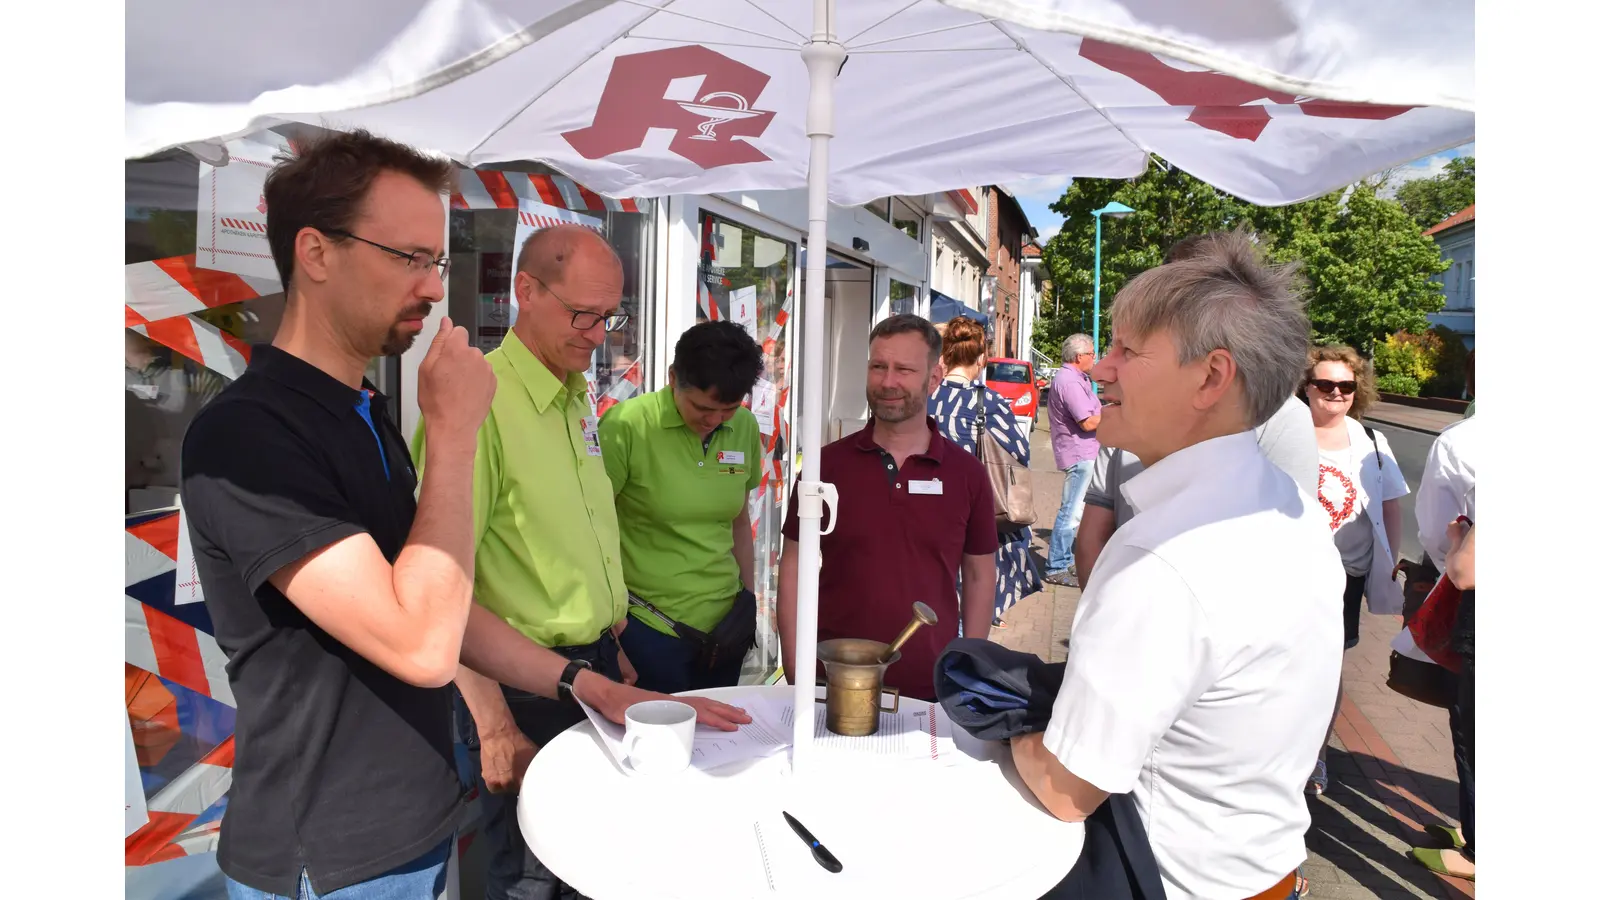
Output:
[125, 738, 234, 867]
[452, 169, 640, 214]
[131, 313, 252, 381]
[519, 209, 602, 233]
[126, 513, 236, 707]
[125, 254, 279, 327]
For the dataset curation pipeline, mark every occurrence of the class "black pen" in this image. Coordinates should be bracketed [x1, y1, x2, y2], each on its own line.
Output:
[782, 811, 843, 873]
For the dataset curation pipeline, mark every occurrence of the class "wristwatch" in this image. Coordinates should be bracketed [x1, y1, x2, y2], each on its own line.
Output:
[557, 658, 593, 704]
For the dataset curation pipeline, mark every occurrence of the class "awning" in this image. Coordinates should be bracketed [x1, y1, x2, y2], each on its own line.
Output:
[929, 290, 988, 325]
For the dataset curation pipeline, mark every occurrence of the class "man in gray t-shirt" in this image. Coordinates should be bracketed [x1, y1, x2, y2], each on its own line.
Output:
[1076, 395, 1319, 584]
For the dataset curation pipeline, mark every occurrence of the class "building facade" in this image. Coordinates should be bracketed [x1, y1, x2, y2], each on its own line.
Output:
[1424, 204, 1475, 349]
[929, 188, 988, 311]
[983, 186, 1038, 359]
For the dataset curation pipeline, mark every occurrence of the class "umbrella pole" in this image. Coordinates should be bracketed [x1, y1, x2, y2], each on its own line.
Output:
[791, 0, 844, 775]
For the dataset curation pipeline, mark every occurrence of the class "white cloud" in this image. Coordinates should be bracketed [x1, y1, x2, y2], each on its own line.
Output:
[1375, 142, 1473, 197]
[1037, 224, 1062, 242]
[1003, 175, 1074, 199]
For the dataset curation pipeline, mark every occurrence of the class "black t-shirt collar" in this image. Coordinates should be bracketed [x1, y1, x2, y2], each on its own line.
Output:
[249, 344, 388, 417]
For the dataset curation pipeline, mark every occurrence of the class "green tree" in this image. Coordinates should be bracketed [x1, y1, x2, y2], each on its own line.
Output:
[1265, 185, 1447, 354]
[1032, 160, 1248, 358]
[1393, 155, 1474, 231]
[1031, 161, 1447, 359]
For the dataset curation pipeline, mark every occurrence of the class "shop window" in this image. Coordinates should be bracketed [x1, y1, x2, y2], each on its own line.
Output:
[892, 206, 922, 243]
[890, 279, 919, 317]
[697, 212, 796, 681]
[445, 165, 655, 415]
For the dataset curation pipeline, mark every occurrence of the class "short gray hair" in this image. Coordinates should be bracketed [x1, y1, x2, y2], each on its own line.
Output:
[1109, 229, 1308, 428]
[1062, 333, 1094, 359]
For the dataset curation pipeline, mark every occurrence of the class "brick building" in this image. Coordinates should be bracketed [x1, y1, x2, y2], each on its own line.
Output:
[983, 185, 1038, 358]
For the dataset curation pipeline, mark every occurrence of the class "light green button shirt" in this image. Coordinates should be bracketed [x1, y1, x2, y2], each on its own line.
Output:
[598, 387, 762, 636]
[411, 330, 625, 648]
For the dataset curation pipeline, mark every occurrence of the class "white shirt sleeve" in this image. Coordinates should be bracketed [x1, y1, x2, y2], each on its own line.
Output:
[1374, 430, 1410, 502]
[1414, 432, 1463, 566]
[1042, 546, 1214, 794]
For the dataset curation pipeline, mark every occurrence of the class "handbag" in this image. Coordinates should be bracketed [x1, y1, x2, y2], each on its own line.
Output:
[1406, 516, 1471, 674]
[628, 588, 757, 673]
[1385, 554, 1461, 708]
[975, 389, 1036, 528]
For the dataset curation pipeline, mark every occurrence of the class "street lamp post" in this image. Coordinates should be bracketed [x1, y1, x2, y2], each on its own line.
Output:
[1090, 201, 1135, 356]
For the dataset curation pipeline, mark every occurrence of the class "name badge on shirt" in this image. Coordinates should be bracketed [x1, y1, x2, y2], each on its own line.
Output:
[581, 415, 602, 457]
[716, 450, 745, 465]
[908, 479, 944, 495]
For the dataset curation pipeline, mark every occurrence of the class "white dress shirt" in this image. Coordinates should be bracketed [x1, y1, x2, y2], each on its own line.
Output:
[1414, 416, 1478, 567]
[1042, 432, 1344, 899]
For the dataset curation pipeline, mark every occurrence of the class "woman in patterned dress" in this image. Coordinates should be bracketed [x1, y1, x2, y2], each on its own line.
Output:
[928, 317, 1043, 627]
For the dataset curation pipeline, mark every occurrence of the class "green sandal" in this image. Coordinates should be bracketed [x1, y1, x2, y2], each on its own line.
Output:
[1410, 847, 1474, 881]
[1424, 823, 1465, 850]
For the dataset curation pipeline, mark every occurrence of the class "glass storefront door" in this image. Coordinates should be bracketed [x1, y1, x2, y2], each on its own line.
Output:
[696, 212, 797, 680]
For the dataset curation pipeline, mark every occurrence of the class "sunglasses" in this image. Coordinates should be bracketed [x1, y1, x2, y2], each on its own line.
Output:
[1308, 378, 1358, 396]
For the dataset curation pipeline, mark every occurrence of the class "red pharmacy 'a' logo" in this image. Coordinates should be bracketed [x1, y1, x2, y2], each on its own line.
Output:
[1079, 38, 1413, 142]
[563, 45, 775, 169]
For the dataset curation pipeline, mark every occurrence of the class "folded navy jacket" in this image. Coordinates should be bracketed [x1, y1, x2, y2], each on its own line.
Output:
[933, 638, 1167, 900]
[933, 637, 1066, 741]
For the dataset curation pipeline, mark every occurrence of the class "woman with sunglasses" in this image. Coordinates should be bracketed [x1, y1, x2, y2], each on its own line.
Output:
[1300, 344, 1411, 796]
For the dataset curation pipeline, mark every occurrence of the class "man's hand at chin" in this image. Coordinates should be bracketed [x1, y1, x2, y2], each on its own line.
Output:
[571, 670, 752, 731]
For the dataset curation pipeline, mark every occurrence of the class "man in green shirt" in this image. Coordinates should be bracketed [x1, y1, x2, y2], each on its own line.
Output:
[599, 321, 765, 693]
[412, 224, 747, 900]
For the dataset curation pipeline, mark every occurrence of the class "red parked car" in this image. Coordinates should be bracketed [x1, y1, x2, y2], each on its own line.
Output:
[983, 357, 1040, 425]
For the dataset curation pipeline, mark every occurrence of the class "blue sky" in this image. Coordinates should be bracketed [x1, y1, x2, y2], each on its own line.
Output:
[1006, 141, 1475, 243]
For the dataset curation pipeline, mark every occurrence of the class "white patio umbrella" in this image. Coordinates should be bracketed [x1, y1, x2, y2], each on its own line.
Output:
[127, 0, 1474, 771]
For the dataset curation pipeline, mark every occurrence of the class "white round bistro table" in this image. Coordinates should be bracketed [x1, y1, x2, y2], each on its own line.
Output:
[519, 685, 1083, 899]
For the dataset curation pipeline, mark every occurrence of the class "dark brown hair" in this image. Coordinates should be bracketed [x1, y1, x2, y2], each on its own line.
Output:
[869, 313, 942, 365]
[941, 316, 987, 369]
[1302, 343, 1378, 420]
[263, 129, 455, 290]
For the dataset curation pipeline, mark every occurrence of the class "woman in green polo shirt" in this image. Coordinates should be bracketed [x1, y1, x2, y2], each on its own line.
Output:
[598, 321, 765, 693]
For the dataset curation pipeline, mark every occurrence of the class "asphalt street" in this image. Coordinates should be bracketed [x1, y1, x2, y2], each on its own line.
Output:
[1367, 422, 1435, 566]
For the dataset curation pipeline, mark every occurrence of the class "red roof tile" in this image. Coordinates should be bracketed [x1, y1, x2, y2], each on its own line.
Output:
[1424, 204, 1474, 236]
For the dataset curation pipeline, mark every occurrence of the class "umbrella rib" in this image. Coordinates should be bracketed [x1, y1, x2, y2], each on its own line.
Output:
[850, 47, 1016, 54]
[614, 0, 798, 45]
[848, 18, 1001, 50]
[739, 0, 809, 41]
[841, 0, 921, 45]
[625, 36, 795, 51]
[985, 19, 1153, 161]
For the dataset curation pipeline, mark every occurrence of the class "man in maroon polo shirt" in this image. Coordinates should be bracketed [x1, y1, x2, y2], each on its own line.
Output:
[777, 314, 999, 701]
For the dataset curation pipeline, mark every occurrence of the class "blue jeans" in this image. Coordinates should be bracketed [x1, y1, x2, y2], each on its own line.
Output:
[224, 838, 450, 900]
[618, 616, 743, 694]
[1046, 459, 1095, 575]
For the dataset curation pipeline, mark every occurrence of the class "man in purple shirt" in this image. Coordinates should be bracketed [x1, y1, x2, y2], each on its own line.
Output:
[1045, 333, 1101, 586]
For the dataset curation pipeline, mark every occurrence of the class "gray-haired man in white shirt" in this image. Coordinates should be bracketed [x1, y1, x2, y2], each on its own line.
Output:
[1010, 230, 1343, 900]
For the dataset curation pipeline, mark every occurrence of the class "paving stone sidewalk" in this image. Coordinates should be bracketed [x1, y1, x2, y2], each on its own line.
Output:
[993, 421, 1472, 899]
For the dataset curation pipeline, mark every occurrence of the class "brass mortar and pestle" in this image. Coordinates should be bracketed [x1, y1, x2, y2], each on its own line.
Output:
[815, 602, 938, 736]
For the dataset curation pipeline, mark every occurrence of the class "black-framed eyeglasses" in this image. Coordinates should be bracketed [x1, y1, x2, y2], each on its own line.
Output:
[325, 229, 451, 279]
[530, 274, 630, 333]
[1308, 378, 1358, 396]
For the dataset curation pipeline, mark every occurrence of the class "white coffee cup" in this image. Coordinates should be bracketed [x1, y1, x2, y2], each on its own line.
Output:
[623, 700, 696, 775]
